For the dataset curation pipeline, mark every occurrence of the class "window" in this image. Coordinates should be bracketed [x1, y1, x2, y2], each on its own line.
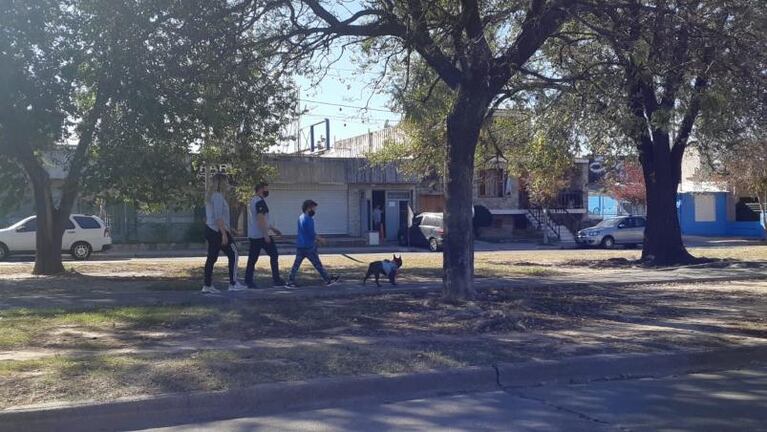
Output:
[20, 218, 37, 232]
[65, 219, 76, 230]
[694, 194, 716, 222]
[619, 218, 635, 228]
[74, 216, 101, 229]
[478, 169, 504, 198]
[634, 217, 646, 228]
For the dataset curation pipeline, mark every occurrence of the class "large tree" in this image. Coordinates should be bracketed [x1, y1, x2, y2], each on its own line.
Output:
[545, 0, 766, 264]
[0, 0, 293, 273]
[257, 0, 583, 300]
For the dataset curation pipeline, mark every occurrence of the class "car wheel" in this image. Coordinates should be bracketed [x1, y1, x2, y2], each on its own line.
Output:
[0, 242, 8, 261]
[428, 237, 440, 252]
[71, 242, 92, 260]
[601, 236, 616, 249]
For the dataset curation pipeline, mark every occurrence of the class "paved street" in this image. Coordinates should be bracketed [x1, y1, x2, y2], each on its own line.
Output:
[141, 366, 767, 432]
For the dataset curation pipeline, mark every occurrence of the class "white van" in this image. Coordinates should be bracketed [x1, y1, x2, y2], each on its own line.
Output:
[0, 214, 112, 260]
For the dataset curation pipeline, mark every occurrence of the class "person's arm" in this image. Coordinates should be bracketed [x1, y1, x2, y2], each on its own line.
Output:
[213, 194, 229, 245]
[311, 218, 327, 245]
[303, 214, 319, 244]
[255, 200, 270, 242]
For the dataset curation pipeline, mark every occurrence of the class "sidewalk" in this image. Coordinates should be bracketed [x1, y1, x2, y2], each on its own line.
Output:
[4, 347, 767, 432]
[140, 364, 767, 432]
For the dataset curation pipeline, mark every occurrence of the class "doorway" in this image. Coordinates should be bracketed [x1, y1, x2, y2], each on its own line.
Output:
[385, 191, 412, 241]
[372, 190, 386, 237]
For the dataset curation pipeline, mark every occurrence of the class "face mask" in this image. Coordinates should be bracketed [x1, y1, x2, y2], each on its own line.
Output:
[308, 210, 315, 217]
[262, 191, 270, 198]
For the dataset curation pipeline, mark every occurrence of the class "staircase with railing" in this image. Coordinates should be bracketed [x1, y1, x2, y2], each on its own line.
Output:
[525, 207, 576, 243]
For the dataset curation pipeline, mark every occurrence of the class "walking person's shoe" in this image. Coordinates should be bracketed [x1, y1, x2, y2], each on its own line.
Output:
[228, 281, 248, 291]
[201, 285, 220, 294]
[273, 278, 288, 288]
[325, 276, 340, 286]
[285, 281, 297, 288]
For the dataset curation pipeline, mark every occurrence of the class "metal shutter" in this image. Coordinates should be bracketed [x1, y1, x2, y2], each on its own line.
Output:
[267, 186, 349, 235]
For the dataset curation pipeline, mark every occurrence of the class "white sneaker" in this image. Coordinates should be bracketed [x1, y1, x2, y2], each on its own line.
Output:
[228, 282, 248, 291]
[201, 285, 220, 294]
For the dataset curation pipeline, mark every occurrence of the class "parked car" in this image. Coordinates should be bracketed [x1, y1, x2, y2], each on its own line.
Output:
[403, 206, 491, 252]
[405, 212, 445, 252]
[0, 214, 112, 261]
[576, 215, 646, 249]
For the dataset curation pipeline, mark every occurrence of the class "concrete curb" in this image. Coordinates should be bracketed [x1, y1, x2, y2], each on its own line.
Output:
[496, 345, 767, 388]
[3, 346, 767, 432]
[0, 367, 498, 432]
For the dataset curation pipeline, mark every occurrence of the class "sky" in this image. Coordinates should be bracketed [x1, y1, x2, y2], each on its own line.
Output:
[292, 50, 402, 151]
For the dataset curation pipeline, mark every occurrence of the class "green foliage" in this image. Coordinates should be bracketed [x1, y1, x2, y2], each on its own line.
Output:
[506, 133, 574, 206]
[1, 0, 295, 212]
[542, 0, 766, 164]
[0, 157, 27, 217]
[372, 56, 580, 203]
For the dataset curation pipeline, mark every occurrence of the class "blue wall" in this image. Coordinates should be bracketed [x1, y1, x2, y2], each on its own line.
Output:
[588, 194, 621, 218]
[678, 192, 765, 239]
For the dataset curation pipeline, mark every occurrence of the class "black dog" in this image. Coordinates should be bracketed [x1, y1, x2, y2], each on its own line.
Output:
[363, 254, 403, 287]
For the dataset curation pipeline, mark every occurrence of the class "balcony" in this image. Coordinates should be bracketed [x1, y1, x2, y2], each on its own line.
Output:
[519, 190, 585, 210]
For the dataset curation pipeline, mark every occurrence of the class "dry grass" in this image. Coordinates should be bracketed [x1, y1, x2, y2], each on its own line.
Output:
[0, 252, 564, 286]
[0, 338, 528, 409]
[2, 278, 767, 409]
[3, 245, 766, 280]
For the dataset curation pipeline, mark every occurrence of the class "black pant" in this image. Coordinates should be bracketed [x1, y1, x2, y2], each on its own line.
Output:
[245, 236, 282, 285]
[204, 226, 238, 286]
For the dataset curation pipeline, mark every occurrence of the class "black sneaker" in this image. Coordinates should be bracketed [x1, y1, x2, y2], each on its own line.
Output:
[273, 279, 287, 287]
[325, 276, 340, 286]
[246, 282, 259, 289]
[285, 281, 297, 288]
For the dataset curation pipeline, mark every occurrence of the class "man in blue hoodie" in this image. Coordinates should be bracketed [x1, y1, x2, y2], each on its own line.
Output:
[286, 200, 340, 287]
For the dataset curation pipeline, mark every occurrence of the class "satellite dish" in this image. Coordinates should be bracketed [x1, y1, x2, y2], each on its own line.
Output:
[590, 161, 605, 174]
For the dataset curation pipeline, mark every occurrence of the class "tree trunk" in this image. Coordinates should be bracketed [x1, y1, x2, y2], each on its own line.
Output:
[27, 162, 66, 275]
[442, 89, 488, 302]
[639, 135, 694, 265]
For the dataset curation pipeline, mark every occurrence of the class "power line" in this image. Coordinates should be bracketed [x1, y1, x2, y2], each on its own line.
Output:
[301, 113, 398, 123]
[302, 99, 400, 114]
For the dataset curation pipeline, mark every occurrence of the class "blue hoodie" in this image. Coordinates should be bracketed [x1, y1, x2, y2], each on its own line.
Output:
[296, 213, 316, 248]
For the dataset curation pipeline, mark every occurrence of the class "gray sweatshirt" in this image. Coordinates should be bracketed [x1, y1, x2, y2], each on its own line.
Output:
[205, 192, 230, 231]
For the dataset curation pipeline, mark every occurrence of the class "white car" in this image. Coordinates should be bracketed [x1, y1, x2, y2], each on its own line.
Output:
[0, 214, 112, 261]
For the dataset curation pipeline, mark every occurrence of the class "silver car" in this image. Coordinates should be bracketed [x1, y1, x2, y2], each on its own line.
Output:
[576, 216, 646, 249]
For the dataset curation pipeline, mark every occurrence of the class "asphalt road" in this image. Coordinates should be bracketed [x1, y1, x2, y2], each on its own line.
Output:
[139, 366, 767, 431]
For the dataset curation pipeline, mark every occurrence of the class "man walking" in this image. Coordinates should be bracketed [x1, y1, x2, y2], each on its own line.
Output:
[286, 200, 340, 287]
[244, 182, 286, 288]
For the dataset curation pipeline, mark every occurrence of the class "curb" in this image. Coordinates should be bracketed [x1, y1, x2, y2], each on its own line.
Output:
[496, 345, 767, 388]
[2, 346, 767, 432]
[0, 367, 497, 432]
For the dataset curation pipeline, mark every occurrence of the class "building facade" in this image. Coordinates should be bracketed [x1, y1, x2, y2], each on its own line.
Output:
[677, 148, 765, 239]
